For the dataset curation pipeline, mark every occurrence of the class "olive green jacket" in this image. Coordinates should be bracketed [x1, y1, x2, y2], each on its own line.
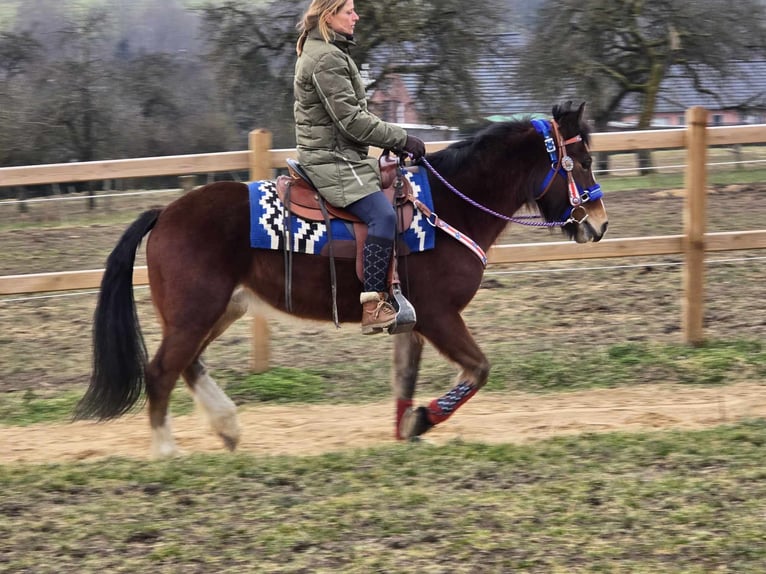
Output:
[293, 28, 407, 207]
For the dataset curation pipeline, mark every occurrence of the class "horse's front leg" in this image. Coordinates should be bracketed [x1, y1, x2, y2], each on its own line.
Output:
[392, 331, 425, 439]
[399, 314, 490, 440]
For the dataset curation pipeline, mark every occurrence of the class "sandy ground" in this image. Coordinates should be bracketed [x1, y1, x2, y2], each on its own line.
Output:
[3, 381, 764, 464]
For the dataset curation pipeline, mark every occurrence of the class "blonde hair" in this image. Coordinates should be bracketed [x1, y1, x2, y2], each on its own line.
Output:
[296, 0, 350, 56]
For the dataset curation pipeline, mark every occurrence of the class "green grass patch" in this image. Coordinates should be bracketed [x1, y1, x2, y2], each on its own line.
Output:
[0, 389, 83, 426]
[486, 339, 765, 392]
[2, 339, 762, 426]
[2, 421, 766, 571]
[222, 366, 327, 403]
[0, 367, 328, 426]
[0, 385, 198, 427]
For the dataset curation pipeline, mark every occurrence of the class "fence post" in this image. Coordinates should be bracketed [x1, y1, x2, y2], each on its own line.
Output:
[248, 129, 274, 373]
[179, 175, 196, 194]
[682, 107, 708, 345]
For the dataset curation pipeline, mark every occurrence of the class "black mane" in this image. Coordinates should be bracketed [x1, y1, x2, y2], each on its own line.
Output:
[426, 118, 535, 176]
[426, 102, 590, 177]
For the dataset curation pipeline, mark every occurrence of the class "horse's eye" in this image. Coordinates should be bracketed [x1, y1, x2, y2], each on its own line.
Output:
[582, 157, 592, 170]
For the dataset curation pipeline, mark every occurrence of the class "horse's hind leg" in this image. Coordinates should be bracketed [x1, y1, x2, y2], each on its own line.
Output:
[392, 331, 425, 439]
[182, 358, 240, 451]
[399, 313, 490, 440]
[145, 288, 250, 457]
[181, 288, 251, 451]
[145, 329, 208, 458]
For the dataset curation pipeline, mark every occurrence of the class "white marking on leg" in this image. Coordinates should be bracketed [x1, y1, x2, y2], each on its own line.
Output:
[192, 373, 241, 450]
[150, 415, 178, 458]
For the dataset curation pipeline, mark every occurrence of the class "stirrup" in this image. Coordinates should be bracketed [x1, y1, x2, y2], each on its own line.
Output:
[387, 284, 416, 334]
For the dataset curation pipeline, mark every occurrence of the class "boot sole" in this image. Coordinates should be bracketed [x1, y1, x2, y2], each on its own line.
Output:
[361, 318, 396, 335]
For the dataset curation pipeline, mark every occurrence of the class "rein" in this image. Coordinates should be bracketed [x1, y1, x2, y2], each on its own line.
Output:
[420, 157, 564, 229]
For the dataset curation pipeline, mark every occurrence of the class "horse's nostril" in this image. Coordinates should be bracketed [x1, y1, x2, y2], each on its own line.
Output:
[591, 221, 608, 242]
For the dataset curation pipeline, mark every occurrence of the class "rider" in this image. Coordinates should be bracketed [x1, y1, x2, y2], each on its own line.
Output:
[294, 0, 426, 334]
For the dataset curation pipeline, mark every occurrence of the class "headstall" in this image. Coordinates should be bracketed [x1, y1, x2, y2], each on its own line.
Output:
[531, 118, 603, 222]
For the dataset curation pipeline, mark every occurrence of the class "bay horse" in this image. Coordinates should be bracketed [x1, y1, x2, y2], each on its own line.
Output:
[75, 101, 608, 457]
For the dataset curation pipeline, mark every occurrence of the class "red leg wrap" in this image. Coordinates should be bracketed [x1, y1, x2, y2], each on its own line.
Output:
[395, 399, 414, 440]
[426, 381, 477, 425]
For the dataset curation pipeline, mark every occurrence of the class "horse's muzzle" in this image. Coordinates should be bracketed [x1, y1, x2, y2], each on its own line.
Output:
[572, 218, 608, 243]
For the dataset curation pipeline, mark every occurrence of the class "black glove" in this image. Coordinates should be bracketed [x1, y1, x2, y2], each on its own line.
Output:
[403, 134, 426, 161]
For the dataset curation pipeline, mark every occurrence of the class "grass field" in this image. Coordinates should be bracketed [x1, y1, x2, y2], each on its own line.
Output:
[2, 423, 766, 572]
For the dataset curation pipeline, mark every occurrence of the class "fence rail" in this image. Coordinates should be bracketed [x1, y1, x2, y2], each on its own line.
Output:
[1, 109, 765, 368]
[2, 230, 764, 295]
[1, 123, 762, 188]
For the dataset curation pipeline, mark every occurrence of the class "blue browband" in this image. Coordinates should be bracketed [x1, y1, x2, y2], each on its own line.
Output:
[531, 119, 603, 221]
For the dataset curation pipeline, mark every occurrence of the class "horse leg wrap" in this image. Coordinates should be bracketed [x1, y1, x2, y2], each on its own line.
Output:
[426, 381, 477, 425]
[395, 399, 414, 440]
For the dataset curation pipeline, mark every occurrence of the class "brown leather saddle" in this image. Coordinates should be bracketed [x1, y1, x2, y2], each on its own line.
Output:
[275, 154, 415, 279]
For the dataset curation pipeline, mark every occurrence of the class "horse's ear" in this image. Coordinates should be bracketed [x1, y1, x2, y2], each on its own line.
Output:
[577, 102, 587, 124]
[552, 100, 575, 122]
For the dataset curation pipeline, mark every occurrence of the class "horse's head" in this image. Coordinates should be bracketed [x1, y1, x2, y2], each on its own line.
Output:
[533, 101, 608, 243]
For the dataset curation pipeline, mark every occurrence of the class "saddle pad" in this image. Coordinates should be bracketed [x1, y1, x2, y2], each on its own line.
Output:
[249, 168, 435, 254]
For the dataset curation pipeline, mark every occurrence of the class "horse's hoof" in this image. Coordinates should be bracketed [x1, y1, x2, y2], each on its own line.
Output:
[150, 445, 182, 459]
[219, 433, 239, 452]
[398, 406, 434, 440]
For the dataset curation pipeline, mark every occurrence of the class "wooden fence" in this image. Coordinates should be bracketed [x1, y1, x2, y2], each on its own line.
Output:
[1, 108, 765, 370]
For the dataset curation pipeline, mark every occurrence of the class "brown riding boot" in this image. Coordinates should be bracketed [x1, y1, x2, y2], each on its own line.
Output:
[360, 291, 397, 334]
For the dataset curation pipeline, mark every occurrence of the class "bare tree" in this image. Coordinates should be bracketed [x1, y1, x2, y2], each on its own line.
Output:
[0, 31, 42, 167]
[199, 0, 509, 144]
[518, 0, 766, 172]
[34, 10, 117, 166]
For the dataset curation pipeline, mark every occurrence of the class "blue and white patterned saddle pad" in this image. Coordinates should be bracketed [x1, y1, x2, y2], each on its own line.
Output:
[249, 167, 435, 254]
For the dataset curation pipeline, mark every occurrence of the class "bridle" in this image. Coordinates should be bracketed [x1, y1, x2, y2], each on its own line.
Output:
[406, 117, 605, 267]
[418, 118, 603, 229]
[531, 118, 603, 224]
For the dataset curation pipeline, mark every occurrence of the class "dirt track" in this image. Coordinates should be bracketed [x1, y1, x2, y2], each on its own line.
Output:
[4, 381, 764, 464]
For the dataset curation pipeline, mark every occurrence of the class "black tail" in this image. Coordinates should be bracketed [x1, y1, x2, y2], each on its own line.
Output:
[74, 209, 161, 420]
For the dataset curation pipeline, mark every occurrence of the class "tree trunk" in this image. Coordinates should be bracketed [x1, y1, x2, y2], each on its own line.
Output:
[593, 115, 611, 173]
[16, 187, 28, 214]
[635, 61, 665, 176]
[87, 180, 96, 211]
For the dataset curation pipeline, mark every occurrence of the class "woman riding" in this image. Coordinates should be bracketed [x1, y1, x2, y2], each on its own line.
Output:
[294, 0, 426, 334]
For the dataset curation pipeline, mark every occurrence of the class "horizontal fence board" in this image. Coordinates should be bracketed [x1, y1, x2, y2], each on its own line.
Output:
[0, 268, 149, 296]
[2, 231, 764, 296]
[708, 124, 766, 146]
[590, 129, 686, 152]
[0, 152, 250, 186]
[705, 229, 766, 251]
[2, 124, 764, 187]
[488, 235, 685, 264]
